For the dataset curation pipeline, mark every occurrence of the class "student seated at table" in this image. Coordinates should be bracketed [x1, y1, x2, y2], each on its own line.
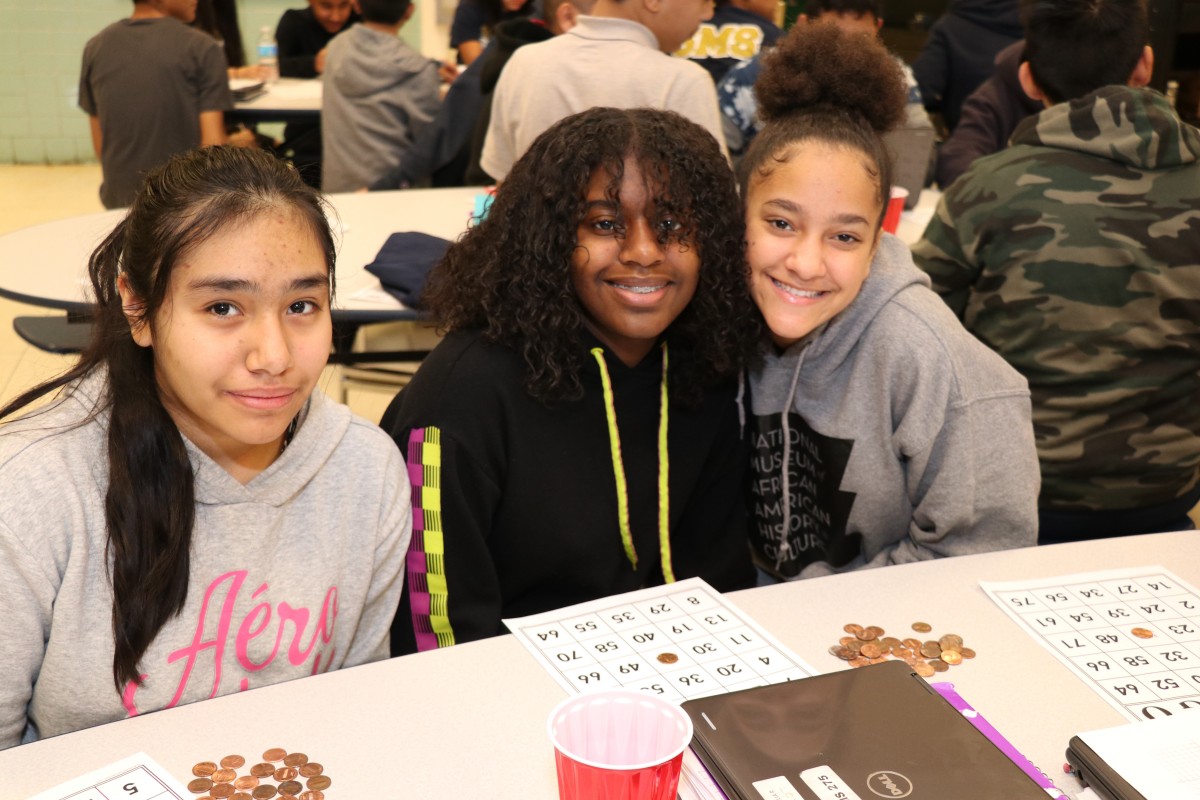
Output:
[450, 0, 537, 66]
[0, 147, 411, 750]
[79, 0, 234, 209]
[913, 0, 1200, 543]
[740, 23, 1039, 582]
[382, 107, 760, 655]
[321, 0, 441, 192]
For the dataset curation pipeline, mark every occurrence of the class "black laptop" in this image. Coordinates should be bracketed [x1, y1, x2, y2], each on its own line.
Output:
[681, 660, 1049, 799]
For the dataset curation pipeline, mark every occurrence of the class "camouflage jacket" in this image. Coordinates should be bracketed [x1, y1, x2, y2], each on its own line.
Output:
[913, 85, 1200, 511]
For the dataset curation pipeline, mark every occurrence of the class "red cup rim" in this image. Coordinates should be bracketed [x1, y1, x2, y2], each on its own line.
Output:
[547, 689, 695, 771]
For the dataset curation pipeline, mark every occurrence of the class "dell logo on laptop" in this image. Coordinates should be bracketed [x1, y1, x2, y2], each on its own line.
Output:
[866, 771, 913, 797]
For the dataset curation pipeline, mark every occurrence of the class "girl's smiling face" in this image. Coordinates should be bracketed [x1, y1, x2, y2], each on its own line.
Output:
[745, 142, 882, 350]
[571, 156, 700, 367]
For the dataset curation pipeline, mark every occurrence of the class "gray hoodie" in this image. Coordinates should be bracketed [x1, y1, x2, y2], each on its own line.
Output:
[321, 23, 441, 192]
[747, 234, 1038, 580]
[0, 372, 411, 748]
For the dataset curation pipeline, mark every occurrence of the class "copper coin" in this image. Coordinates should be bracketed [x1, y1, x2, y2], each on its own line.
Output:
[856, 628, 878, 641]
[211, 785, 234, 800]
[839, 636, 856, 646]
[657, 652, 679, 664]
[912, 622, 932, 633]
[298, 763, 324, 779]
[866, 625, 885, 637]
[833, 646, 855, 660]
[233, 795, 252, 800]
[914, 661, 935, 677]
[212, 769, 237, 783]
[860, 643, 883, 659]
[920, 642, 941, 659]
[829, 644, 847, 657]
[193, 763, 218, 778]
[843, 623, 863, 634]
[221, 755, 246, 769]
[881, 637, 902, 649]
[279, 796, 299, 800]
[278, 781, 303, 796]
[1132, 627, 1154, 639]
[848, 656, 870, 668]
[929, 659, 949, 672]
[846, 639, 863, 654]
[274, 767, 298, 781]
[939, 633, 964, 650]
[234, 776, 260, 790]
[252, 786, 278, 800]
[941, 650, 963, 666]
[300, 792, 325, 800]
[250, 763, 276, 778]
[306, 776, 332, 791]
[960, 647, 977, 659]
[263, 748, 288, 762]
[283, 753, 309, 768]
[189, 779, 215, 794]
[903, 637, 922, 650]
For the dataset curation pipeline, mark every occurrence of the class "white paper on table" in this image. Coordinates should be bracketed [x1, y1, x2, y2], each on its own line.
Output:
[267, 80, 322, 100]
[1075, 711, 1200, 798]
[981, 566, 1200, 723]
[27, 751, 190, 800]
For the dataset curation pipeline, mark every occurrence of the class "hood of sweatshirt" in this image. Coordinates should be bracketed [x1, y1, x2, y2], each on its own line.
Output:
[944, 0, 1022, 38]
[329, 24, 431, 99]
[1012, 85, 1200, 170]
[479, 17, 553, 94]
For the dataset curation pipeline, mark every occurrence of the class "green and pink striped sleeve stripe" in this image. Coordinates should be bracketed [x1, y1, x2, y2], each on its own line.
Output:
[406, 427, 455, 651]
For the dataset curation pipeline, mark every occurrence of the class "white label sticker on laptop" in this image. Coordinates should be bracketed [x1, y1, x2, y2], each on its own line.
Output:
[799, 767, 865, 800]
[752, 775, 804, 800]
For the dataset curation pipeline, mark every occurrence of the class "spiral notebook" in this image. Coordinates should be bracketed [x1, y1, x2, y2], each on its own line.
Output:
[680, 660, 1048, 800]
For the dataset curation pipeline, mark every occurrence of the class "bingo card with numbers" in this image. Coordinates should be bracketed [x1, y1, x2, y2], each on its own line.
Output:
[982, 566, 1200, 723]
[503, 577, 817, 701]
[29, 752, 189, 800]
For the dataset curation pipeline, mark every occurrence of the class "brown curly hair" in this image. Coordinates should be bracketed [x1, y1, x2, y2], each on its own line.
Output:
[741, 21, 908, 219]
[424, 107, 762, 406]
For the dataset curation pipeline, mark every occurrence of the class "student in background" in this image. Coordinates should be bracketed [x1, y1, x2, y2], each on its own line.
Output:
[740, 23, 1037, 581]
[383, 108, 759, 655]
[0, 147, 411, 750]
[450, 0, 537, 66]
[79, 0, 233, 209]
[914, 0, 1200, 543]
[677, 0, 782, 83]
[321, 0, 441, 192]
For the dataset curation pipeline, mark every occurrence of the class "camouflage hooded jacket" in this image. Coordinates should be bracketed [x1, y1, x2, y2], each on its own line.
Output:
[913, 85, 1200, 512]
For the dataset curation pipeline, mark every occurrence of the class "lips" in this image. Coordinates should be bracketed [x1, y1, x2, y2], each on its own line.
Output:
[770, 276, 830, 302]
[226, 389, 296, 411]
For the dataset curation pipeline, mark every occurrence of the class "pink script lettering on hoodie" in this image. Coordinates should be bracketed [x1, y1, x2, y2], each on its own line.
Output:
[121, 570, 338, 716]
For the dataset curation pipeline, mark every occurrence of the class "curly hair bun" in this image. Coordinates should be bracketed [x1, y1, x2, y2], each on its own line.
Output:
[755, 21, 907, 134]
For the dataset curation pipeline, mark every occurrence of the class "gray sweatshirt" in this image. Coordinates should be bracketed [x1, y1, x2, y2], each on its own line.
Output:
[321, 23, 441, 192]
[0, 372, 411, 748]
[747, 234, 1039, 580]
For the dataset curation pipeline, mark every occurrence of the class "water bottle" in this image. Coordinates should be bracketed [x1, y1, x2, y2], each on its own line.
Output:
[257, 26, 278, 84]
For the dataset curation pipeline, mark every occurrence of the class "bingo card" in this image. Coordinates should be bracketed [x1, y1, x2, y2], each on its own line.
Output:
[504, 577, 816, 702]
[29, 752, 189, 800]
[982, 566, 1200, 723]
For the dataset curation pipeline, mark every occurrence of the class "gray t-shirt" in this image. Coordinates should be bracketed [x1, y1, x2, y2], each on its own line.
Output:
[79, 17, 232, 209]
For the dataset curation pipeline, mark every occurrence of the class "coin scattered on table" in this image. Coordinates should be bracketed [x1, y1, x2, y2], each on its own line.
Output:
[1131, 627, 1154, 639]
[188, 750, 334, 796]
[911, 622, 932, 633]
[222, 755, 246, 770]
[830, 622, 975, 678]
[194, 763, 218, 778]
[657, 652, 679, 664]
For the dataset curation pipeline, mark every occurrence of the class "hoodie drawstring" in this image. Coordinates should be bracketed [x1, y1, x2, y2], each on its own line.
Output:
[776, 345, 809, 574]
[591, 343, 675, 583]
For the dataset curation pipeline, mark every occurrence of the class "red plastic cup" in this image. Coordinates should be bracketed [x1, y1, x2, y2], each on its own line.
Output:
[548, 689, 694, 800]
[882, 185, 909, 234]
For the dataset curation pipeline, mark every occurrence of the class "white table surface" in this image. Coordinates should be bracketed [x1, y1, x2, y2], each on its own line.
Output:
[232, 77, 322, 117]
[5, 531, 1193, 799]
[0, 187, 483, 322]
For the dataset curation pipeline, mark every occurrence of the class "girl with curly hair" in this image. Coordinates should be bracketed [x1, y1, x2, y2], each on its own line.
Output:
[383, 106, 761, 656]
[741, 22, 1038, 582]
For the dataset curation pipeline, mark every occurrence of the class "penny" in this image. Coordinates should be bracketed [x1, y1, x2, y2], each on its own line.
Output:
[252, 786, 278, 800]
[300, 792, 325, 800]
[212, 769, 237, 783]
[939, 634, 964, 650]
[189, 779, 215, 794]
[866, 626, 885, 637]
[843, 623, 863, 634]
[211, 785, 234, 800]
[846, 639, 863, 654]
[193, 763, 218, 778]
[279, 781, 303, 796]
[860, 643, 882, 659]
[929, 659, 949, 673]
[829, 644, 847, 657]
[833, 646, 855, 660]
[298, 763, 324, 778]
[839, 636, 856, 646]
[914, 661, 935, 677]
[941, 650, 963, 666]
[306, 776, 332, 791]
[221, 755, 246, 769]
[960, 647, 976, 659]
[233, 795, 252, 800]
[881, 637, 902, 649]
[234, 776, 259, 790]
[848, 656, 870, 668]
[912, 622, 932, 633]
[856, 628, 878, 642]
[250, 763, 276, 778]
[279, 796, 299, 800]
[657, 652, 679, 664]
[1131, 627, 1154, 639]
[920, 642, 941, 659]
[284, 753, 309, 768]
[274, 767, 298, 781]
[263, 748, 288, 763]
[903, 637, 922, 650]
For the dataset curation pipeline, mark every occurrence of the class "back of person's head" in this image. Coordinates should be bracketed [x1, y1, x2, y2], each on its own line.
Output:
[425, 107, 760, 406]
[358, 0, 413, 24]
[741, 21, 906, 222]
[1, 147, 334, 694]
[806, 0, 883, 23]
[1021, 0, 1149, 104]
[543, 0, 598, 32]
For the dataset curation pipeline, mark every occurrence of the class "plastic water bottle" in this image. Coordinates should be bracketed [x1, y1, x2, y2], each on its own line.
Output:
[257, 26, 278, 84]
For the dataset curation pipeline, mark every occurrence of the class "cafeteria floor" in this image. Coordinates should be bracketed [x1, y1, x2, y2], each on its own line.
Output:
[1, 164, 1196, 528]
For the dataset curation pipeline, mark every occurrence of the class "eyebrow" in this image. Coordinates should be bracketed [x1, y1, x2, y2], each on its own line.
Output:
[185, 274, 329, 293]
[761, 198, 870, 227]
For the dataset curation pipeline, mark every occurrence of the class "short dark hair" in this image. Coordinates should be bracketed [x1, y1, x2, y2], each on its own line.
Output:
[1021, 0, 1148, 103]
[807, 0, 883, 20]
[358, 0, 412, 24]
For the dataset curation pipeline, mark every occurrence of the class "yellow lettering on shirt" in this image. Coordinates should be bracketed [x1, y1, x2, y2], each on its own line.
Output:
[676, 24, 765, 60]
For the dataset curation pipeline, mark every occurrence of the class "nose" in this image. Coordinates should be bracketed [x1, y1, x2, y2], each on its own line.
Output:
[784, 233, 826, 281]
[245, 315, 294, 375]
[619, 219, 665, 270]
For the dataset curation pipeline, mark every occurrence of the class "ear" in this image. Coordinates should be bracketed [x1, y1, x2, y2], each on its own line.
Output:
[557, 2, 580, 32]
[1129, 45, 1153, 88]
[1018, 61, 1049, 106]
[402, 3, 415, 22]
[643, 0, 665, 13]
[116, 275, 153, 348]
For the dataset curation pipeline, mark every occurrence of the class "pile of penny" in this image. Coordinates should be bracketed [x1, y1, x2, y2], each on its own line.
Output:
[829, 622, 976, 678]
[187, 749, 332, 799]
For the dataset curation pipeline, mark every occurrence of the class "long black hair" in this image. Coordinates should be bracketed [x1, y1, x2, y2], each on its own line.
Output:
[424, 107, 762, 408]
[0, 147, 335, 691]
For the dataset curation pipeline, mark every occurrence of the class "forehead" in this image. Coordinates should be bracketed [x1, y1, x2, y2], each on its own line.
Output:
[751, 142, 879, 206]
[310, 0, 351, 8]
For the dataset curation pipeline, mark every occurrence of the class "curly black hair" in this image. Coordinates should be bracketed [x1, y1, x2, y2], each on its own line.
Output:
[740, 21, 908, 216]
[424, 107, 762, 407]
